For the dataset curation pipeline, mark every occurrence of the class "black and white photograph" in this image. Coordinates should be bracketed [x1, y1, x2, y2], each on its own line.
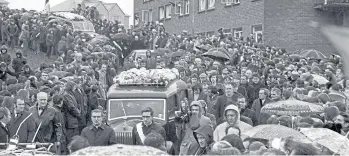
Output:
[0, 0, 349, 155]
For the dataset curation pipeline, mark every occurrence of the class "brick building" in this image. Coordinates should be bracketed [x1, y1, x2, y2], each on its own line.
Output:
[134, 0, 349, 54]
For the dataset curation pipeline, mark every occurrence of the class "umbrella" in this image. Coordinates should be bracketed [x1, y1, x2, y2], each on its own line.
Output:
[170, 49, 186, 58]
[71, 144, 167, 156]
[88, 37, 109, 46]
[299, 49, 327, 60]
[202, 48, 230, 61]
[261, 99, 324, 116]
[196, 44, 212, 52]
[300, 128, 349, 155]
[112, 33, 130, 40]
[328, 91, 346, 102]
[49, 71, 70, 79]
[311, 74, 329, 85]
[242, 125, 311, 142]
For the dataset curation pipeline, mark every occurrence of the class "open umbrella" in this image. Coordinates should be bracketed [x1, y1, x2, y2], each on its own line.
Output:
[155, 48, 171, 54]
[300, 128, 349, 155]
[261, 99, 324, 116]
[196, 44, 212, 52]
[311, 74, 329, 85]
[202, 48, 230, 61]
[242, 125, 311, 142]
[328, 91, 346, 102]
[299, 49, 327, 60]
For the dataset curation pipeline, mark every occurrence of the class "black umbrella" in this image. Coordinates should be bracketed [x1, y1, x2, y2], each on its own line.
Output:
[202, 48, 230, 61]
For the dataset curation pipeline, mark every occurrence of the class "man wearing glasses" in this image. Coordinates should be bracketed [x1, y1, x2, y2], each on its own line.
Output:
[132, 107, 166, 145]
[81, 109, 117, 146]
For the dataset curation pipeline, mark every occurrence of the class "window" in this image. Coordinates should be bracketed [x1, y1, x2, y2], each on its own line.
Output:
[223, 28, 232, 35]
[143, 0, 149, 2]
[206, 31, 215, 37]
[167, 95, 177, 119]
[175, 1, 183, 15]
[159, 6, 165, 20]
[134, 13, 140, 26]
[233, 27, 243, 39]
[208, 0, 215, 8]
[234, 0, 240, 4]
[148, 9, 153, 21]
[222, 0, 233, 5]
[199, 0, 207, 11]
[184, 0, 190, 14]
[165, 5, 172, 18]
[252, 25, 263, 43]
[142, 10, 149, 22]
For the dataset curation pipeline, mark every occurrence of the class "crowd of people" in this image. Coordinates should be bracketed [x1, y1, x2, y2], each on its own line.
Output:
[0, 3, 347, 155]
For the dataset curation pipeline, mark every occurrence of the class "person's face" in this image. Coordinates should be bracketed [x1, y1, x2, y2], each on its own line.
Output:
[252, 77, 260, 83]
[226, 110, 238, 125]
[156, 56, 161, 61]
[238, 98, 247, 109]
[142, 111, 153, 126]
[37, 94, 48, 108]
[210, 75, 217, 82]
[222, 69, 229, 77]
[174, 61, 179, 68]
[101, 64, 107, 71]
[241, 76, 247, 84]
[225, 84, 233, 96]
[16, 99, 25, 112]
[191, 105, 200, 116]
[91, 112, 103, 126]
[2, 109, 11, 124]
[259, 90, 266, 99]
[196, 133, 207, 148]
[334, 115, 345, 126]
[224, 78, 231, 83]
[195, 59, 202, 65]
[213, 62, 220, 68]
[246, 70, 252, 78]
[191, 78, 198, 84]
[205, 60, 210, 67]
[41, 73, 49, 81]
[271, 91, 280, 100]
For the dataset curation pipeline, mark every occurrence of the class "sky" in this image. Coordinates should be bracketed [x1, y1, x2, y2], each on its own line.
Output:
[7, 0, 134, 25]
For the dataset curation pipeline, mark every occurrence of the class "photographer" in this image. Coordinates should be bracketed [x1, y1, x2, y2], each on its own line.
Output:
[175, 101, 212, 155]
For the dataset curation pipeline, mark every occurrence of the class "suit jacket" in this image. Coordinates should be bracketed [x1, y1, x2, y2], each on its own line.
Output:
[240, 108, 258, 126]
[29, 105, 62, 143]
[8, 111, 36, 143]
[251, 98, 272, 125]
[0, 122, 9, 149]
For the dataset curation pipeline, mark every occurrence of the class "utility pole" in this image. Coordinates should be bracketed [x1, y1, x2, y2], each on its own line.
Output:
[192, 0, 195, 35]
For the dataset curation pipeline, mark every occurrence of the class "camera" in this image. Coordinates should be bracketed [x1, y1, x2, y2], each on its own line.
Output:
[174, 110, 192, 124]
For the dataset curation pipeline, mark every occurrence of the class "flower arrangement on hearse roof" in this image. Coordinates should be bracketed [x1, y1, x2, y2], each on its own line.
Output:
[116, 68, 180, 86]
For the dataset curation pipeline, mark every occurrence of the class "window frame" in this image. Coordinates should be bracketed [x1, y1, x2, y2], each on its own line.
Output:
[208, 0, 216, 9]
[252, 24, 263, 43]
[159, 6, 165, 20]
[233, 27, 243, 39]
[175, 1, 183, 15]
[184, 0, 190, 14]
[199, 0, 207, 11]
[165, 5, 172, 19]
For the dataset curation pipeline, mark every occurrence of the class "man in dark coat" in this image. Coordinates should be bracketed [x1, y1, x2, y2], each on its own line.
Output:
[63, 82, 81, 143]
[0, 62, 17, 81]
[81, 109, 117, 146]
[6, 19, 19, 48]
[251, 88, 272, 125]
[0, 45, 12, 66]
[8, 99, 35, 143]
[249, 74, 266, 108]
[214, 83, 243, 121]
[29, 92, 62, 144]
[237, 96, 258, 126]
[72, 84, 87, 133]
[132, 107, 166, 145]
[12, 51, 27, 74]
[0, 107, 11, 149]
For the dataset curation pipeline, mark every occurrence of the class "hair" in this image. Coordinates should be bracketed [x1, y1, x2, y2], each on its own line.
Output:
[143, 132, 165, 151]
[91, 109, 103, 115]
[67, 135, 90, 154]
[52, 95, 64, 106]
[225, 125, 241, 137]
[141, 107, 154, 116]
[260, 88, 269, 96]
[271, 87, 282, 96]
[0, 107, 10, 120]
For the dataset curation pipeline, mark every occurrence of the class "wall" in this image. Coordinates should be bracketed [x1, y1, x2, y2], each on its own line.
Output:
[134, 0, 264, 36]
[264, 0, 337, 54]
[344, 10, 349, 27]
